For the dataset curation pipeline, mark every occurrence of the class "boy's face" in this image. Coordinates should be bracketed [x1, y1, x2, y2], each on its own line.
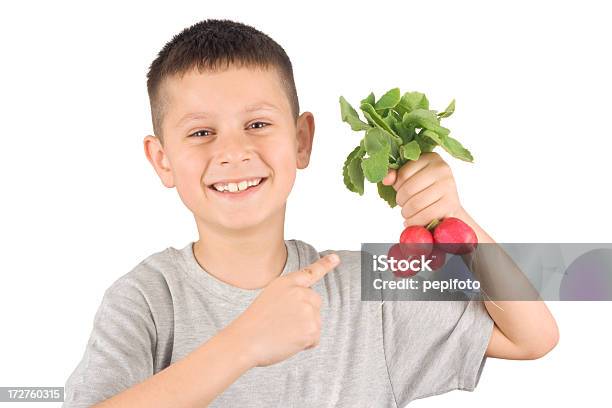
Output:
[144, 65, 314, 231]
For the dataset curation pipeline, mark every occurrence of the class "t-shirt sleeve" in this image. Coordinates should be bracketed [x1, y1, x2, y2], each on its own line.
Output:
[62, 277, 157, 407]
[381, 291, 494, 406]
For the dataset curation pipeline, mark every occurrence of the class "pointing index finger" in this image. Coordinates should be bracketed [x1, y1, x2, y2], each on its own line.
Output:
[290, 253, 340, 287]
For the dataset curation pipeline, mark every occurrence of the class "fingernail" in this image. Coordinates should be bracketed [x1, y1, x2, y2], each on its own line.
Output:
[327, 254, 339, 263]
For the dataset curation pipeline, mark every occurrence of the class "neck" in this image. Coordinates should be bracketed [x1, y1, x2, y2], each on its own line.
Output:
[192, 208, 288, 290]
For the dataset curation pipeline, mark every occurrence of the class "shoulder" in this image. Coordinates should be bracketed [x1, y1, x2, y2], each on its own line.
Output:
[100, 245, 184, 315]
[291, 239, 363, 296]
[290, 239, 362, 270]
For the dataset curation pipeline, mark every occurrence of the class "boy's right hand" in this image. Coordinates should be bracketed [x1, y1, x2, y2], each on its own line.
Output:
[225, 253, 341, 367]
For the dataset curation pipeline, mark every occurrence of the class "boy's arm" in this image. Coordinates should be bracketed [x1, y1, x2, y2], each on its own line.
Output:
[62, 273, 255, 408]
[93, 325, 253, 407]
[92, 254, 340, 407]
[454, 206, 560, 360]
[382, 152, 559, 361]
[65, 255, 339, 407]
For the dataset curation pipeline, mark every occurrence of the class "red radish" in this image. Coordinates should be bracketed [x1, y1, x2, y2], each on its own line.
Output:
[387, 244, 418, 277]
[399, 225, 433, 257]
[432, 217, 478, 254]
[427, 245, 447, 270]
[386, 243, 403, 272]
[400, 245, 446, 274]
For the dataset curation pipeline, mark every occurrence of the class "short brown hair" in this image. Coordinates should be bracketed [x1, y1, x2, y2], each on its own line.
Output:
[146, 18, 300, 143]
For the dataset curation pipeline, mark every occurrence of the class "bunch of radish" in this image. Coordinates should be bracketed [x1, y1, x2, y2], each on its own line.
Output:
[388, 217, 478, 277]
[338, 88, 478, 277]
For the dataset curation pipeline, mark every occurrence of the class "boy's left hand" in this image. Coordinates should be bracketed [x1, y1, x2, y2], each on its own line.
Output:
[381, 152, 463, 228]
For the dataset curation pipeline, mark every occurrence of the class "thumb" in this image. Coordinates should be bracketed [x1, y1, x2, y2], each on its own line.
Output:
[382, 168, 397, 186]
[287, 253, 340, 287]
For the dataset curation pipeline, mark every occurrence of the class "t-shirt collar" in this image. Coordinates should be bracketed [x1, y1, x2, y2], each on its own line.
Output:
[177, 239, 300, 307]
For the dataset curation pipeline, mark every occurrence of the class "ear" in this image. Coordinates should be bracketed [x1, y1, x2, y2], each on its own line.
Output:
[296, 112, 315, 169]
[143, 135, 175, 188]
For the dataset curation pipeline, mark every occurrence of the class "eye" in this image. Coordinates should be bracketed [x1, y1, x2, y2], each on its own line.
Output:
[189, 129, 212, 138]
[189, 122, 270, 138]
[248, 121, 270, 130]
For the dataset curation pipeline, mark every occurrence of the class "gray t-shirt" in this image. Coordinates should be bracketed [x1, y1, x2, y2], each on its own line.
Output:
[63, 239, 493, 407]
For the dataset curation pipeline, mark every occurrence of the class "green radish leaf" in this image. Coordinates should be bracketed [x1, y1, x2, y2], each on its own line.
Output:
[437, 99, 455, 118]
[442, 134, 473, 162]
[374, 87, 401, 111]
[339, 96, 370, 131]
[390, 120, 402, 139]
[363, 112, 402, 156]
[360, 103, 400, 138]
[402, 109, 443, 128]
[348, 155, 366, 194]
[342, 146, 358, 191]
[342, 145, 365, 195]
[339, 90, 473, 208]
[364, 128, 389, 154]
[386, 139, 399, 161]
[435, 133, 472, 161]
[399, 140, 421, 161]
[420, 128, 444, 145]
[361, 148, 390, 183]
[361, 92, 375, 106]
[377, 181, 397, 208]
[373, 118, 401, 159]
[415, 131, 437, 153]
[382, 109, 396, 130]
[398, 91, 430, 114]
[391, 110, 402, 122]
[421, 130, 474, 162]
[362, 110, 376, 127]
[396, 121, 416, 145]
[402, 109, 451, 136]
[343, 157, 357, 193]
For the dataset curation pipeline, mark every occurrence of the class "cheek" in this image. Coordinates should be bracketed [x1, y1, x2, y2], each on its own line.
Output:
[277, 164, 297, 196]
[266, 142, 297, 195]
[172, 155, 207, 208]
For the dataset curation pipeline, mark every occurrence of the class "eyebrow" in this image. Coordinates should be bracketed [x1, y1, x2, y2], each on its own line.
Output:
[176, 102, 281, 128]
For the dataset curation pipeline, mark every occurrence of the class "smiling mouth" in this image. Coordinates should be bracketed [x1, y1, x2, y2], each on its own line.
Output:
[206, 177, 268, 193]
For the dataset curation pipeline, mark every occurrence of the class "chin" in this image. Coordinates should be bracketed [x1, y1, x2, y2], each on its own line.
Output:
[215, 212, 267, 231]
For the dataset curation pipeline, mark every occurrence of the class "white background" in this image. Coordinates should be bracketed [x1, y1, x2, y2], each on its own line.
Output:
[0, 0, 610, 406]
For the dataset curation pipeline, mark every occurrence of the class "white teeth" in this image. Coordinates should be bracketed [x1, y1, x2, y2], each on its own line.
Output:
[212, 177, 263, 193]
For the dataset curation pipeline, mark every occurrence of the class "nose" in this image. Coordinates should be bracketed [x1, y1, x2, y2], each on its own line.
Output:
[217, 132, 253, 166]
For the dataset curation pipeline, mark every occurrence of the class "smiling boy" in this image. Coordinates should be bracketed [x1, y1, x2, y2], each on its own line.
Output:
[63, 18, 559, 407]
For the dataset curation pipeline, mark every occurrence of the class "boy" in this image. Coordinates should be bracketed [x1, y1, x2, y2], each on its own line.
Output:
[63, 18, 559, 407]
